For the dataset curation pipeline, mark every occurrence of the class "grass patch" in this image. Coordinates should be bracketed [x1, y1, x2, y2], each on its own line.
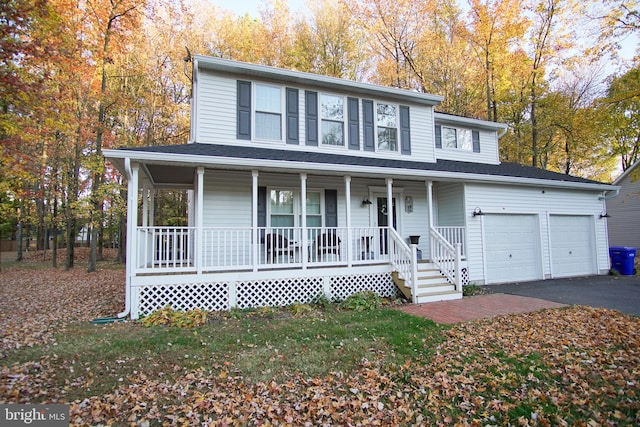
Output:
[2, 305, 446, 401]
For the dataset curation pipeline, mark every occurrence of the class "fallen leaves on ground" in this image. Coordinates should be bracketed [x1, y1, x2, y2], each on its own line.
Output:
[0, 250, 124, 355]
[0, 260, 638, 425]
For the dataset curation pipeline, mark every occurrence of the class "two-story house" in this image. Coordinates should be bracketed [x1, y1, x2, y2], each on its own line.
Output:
[104, 55, 617, 319]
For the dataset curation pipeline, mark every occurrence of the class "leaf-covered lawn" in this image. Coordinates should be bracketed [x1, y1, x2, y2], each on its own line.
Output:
[1, 258, 639, 426]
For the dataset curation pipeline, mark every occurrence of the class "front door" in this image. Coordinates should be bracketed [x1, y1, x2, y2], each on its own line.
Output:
[377, 197, 397, 254]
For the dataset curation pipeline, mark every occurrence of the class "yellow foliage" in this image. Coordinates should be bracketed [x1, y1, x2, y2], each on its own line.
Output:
[141, 306, 208, 329]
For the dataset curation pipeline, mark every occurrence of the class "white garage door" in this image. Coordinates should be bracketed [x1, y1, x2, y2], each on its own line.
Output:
[484, 214, 541, 284]
[550, 215, 595, 277]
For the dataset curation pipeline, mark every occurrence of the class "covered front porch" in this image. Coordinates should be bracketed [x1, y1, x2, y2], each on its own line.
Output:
[120, 160, 467, 318]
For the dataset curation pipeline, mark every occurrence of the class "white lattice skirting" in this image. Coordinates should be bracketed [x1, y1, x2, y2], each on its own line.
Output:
[133, 271, 397, 318]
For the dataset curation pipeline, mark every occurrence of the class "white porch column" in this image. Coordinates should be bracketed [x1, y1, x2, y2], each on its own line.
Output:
[300, 173, 307, 269]
[122, 160, 139, 318]
[386, 178, 393, 254]
[142, 181, 149, 227]
[345, 176, 352, 267]
[252, 170, 259, 272]
[386, 177, 393, 225]
[196, 167, 204, 275]
[426, 181, 434, 229]
[149, 189, 155, 227]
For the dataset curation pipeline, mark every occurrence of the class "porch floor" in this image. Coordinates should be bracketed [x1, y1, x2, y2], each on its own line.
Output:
[400, 293, 566, 324]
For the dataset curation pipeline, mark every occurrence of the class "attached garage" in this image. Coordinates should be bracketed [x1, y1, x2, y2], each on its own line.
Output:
[549, 215, 595, 278]
[483, 214, 542, 284]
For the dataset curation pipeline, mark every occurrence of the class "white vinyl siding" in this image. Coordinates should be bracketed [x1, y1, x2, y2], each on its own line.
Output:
[434, 182, 465, 226]
[464, 183, 609, 285]
[196, 71, 237, 143]
[193, 67, 437, 163]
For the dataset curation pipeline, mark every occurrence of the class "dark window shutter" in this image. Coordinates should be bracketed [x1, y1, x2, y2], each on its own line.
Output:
[472, 130, 480, 153]
[347, 97, 360, 150]
[435, 125, 442, 149]
[363, 99, 374, 152]
[286, 88, 299, 144]
[325, 189, 338, 227]
[400, 105, 411, 154]
[237, 81, 251, 140]
[305, 91, 318, 146]
[257, 186, 267, 242]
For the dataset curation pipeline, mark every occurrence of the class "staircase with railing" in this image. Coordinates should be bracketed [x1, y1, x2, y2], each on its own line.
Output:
[389, 228, 463, 303]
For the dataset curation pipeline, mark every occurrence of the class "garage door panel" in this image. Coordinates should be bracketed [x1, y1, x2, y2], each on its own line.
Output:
[485, 214, 541, 284]
[550, 215, 594, 277]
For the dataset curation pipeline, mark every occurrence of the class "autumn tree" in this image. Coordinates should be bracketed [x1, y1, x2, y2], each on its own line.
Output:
[601, 66, 640, 171]
[465, 0, 529, 121]
[292, 0, 362, 78]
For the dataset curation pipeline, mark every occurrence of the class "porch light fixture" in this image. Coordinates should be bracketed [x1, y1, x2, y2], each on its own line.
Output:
[472, 207, 484, 217]
[600, 211, 611, 219]
[362, 199, 372, 207]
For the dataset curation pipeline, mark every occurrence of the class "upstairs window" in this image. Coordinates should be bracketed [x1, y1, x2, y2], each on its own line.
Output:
[321, 94, 345, 146]
[255, 84, 282, 140]
[436, 125, 480, 152]
[376, 103, 398, 151]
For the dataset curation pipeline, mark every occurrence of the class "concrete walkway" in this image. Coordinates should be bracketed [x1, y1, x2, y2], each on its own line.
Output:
[400, 294, 566, 324]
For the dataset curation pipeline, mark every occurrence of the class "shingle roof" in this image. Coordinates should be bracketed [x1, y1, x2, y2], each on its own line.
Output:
[112, 143, 606, 186]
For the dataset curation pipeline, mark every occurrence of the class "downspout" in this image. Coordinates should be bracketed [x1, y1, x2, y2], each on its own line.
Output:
[117, 157, 134, 318]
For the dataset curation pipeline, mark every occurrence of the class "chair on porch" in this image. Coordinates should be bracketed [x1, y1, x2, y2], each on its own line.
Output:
[264, 233, 295, 263]
[311, 232, 341, 262]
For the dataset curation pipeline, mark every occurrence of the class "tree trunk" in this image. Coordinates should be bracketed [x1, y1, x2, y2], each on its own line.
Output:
[531, 77, 538, 168]
[52, 193, 58, 268]
[16, 220, 23, 262]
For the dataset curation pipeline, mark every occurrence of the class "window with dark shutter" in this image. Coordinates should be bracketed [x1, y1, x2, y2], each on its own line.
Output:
[400, 106, 411, 154]
[347, 97, 359, 150]
[362, 99, 374, 152]
[435, 125, 442, 148]
[472, 130, 480, 153]
[237, 81, 251, 140]
[286, 88, 299, 144]
[324, 189, 337, 228]
[305, 91, 318, 146]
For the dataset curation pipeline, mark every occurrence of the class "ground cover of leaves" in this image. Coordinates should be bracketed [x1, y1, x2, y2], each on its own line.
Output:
[1, 256, 639, 426]
[0, 249, 124, 355]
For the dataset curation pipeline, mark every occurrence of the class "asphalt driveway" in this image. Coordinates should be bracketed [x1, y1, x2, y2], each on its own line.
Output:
[488, 274, 640, 316]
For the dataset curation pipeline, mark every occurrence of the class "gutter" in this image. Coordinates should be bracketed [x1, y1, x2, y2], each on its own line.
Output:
[599, 188, 620, 200]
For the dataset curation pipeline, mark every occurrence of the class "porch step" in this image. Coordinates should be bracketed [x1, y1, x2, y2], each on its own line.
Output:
[393, 260, 462, 302]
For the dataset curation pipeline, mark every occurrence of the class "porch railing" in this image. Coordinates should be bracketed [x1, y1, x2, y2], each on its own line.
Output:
[429, 227, 462, 291]
[135, 226, 391, 273]
[137, 227, 196, 273]
[388, 228, 417, 302]
[434, 226, 466, 258]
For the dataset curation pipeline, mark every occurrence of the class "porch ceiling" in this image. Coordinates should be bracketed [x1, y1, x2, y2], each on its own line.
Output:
[144, 164, 196, 188]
